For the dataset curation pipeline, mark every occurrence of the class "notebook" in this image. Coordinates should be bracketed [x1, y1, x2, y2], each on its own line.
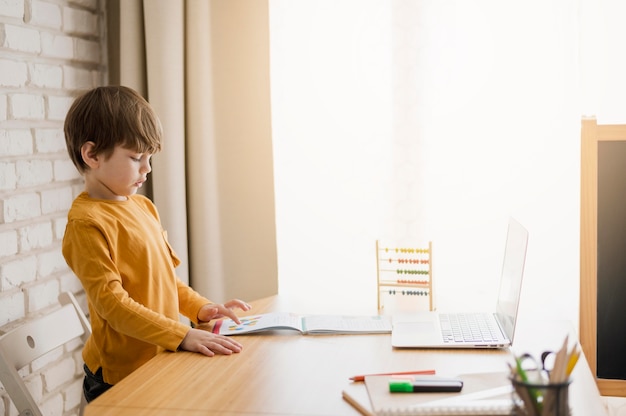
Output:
[391, 217, 528, 349]
[364, 371, 514, 416]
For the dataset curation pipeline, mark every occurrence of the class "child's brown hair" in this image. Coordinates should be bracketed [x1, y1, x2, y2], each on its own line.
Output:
[64, 86, 162, 173]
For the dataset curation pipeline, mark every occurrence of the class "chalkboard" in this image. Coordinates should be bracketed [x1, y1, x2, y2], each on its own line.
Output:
[581, 117, 626, 396]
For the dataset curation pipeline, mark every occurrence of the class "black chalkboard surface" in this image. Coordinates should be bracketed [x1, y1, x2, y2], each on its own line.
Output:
[597, 141, 626, 380]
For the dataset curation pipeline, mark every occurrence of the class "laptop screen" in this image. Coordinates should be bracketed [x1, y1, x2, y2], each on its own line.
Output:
[495, 218, 529, 343]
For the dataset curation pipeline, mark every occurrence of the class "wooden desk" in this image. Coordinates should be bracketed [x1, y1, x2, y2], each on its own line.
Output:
[85, 296, 607, 415]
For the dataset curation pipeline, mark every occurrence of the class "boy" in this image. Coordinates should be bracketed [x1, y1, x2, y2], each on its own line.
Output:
[62, 86, 250, 402]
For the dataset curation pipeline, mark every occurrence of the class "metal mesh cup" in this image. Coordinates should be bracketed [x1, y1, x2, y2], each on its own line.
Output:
[510, 375, 571, 416]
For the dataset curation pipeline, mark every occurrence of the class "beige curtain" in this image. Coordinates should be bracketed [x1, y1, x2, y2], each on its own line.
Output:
[107, 0, 278, 302]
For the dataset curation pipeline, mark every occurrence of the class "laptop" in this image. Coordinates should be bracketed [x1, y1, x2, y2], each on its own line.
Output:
[391, 217, 528, 349]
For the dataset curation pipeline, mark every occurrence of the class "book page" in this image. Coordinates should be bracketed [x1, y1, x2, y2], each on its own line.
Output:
[302, 315, 392, 334]
[213, 312, 303, 335]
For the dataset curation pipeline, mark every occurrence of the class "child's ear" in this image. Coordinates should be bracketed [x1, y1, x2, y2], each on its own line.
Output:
[81, 141, 99, 169]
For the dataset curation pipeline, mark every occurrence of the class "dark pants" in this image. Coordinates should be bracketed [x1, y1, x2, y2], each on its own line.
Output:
[83, 364, 113, 403]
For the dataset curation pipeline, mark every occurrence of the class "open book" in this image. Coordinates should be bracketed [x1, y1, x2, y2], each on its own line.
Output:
[212, 312, 392, 335]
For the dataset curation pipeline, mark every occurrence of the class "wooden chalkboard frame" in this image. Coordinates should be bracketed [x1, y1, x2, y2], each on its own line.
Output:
[580, 116, 626, 396]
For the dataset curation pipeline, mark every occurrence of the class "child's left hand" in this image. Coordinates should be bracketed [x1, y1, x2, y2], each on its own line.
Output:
[198, 299, 251, 324]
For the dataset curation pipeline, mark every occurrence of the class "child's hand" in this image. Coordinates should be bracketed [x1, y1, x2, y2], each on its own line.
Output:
[197, 299, 252, 324]
[179, 328, 243, 357]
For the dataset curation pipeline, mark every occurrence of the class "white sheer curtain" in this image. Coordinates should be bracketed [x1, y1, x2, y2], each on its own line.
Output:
[270, 1, 582, 319]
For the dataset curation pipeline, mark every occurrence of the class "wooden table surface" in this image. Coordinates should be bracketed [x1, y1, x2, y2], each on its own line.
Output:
[84, 295, 607, 415]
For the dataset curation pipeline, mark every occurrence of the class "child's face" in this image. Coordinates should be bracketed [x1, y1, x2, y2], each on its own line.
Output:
[86, 145, 152, 200]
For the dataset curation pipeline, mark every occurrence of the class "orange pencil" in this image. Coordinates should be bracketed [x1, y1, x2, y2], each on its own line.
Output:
[349, 369, 436, 382]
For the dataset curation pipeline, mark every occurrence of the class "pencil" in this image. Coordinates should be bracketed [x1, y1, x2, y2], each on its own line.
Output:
[342, 390, 375, 416]
[566, 347, 580, 377]
[349, 369, 436, 382]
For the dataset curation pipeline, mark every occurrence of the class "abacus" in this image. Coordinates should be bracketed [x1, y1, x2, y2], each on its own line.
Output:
[376, 240, 433, 312]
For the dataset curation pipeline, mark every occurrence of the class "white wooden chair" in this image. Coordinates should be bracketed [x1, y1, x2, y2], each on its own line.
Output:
[0, 292, 91, 416]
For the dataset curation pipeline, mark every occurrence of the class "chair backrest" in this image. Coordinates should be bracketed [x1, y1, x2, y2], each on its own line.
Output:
[0, 292, 91, 416]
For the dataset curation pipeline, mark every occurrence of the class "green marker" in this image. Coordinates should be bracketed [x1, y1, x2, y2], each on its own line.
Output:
[389, 378, 463, 393]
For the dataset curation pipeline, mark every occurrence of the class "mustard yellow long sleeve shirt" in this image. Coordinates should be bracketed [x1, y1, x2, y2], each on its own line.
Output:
[62, 192, 211, 384]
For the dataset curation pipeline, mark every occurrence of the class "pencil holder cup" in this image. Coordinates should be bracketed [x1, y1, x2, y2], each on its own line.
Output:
[510, 375, 571, 416]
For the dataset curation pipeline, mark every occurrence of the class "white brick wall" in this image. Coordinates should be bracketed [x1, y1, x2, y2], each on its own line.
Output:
[0, 0, 107, 414]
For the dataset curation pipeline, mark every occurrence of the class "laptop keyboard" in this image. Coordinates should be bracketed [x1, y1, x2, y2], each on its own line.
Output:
[439, 313, 501, 343]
